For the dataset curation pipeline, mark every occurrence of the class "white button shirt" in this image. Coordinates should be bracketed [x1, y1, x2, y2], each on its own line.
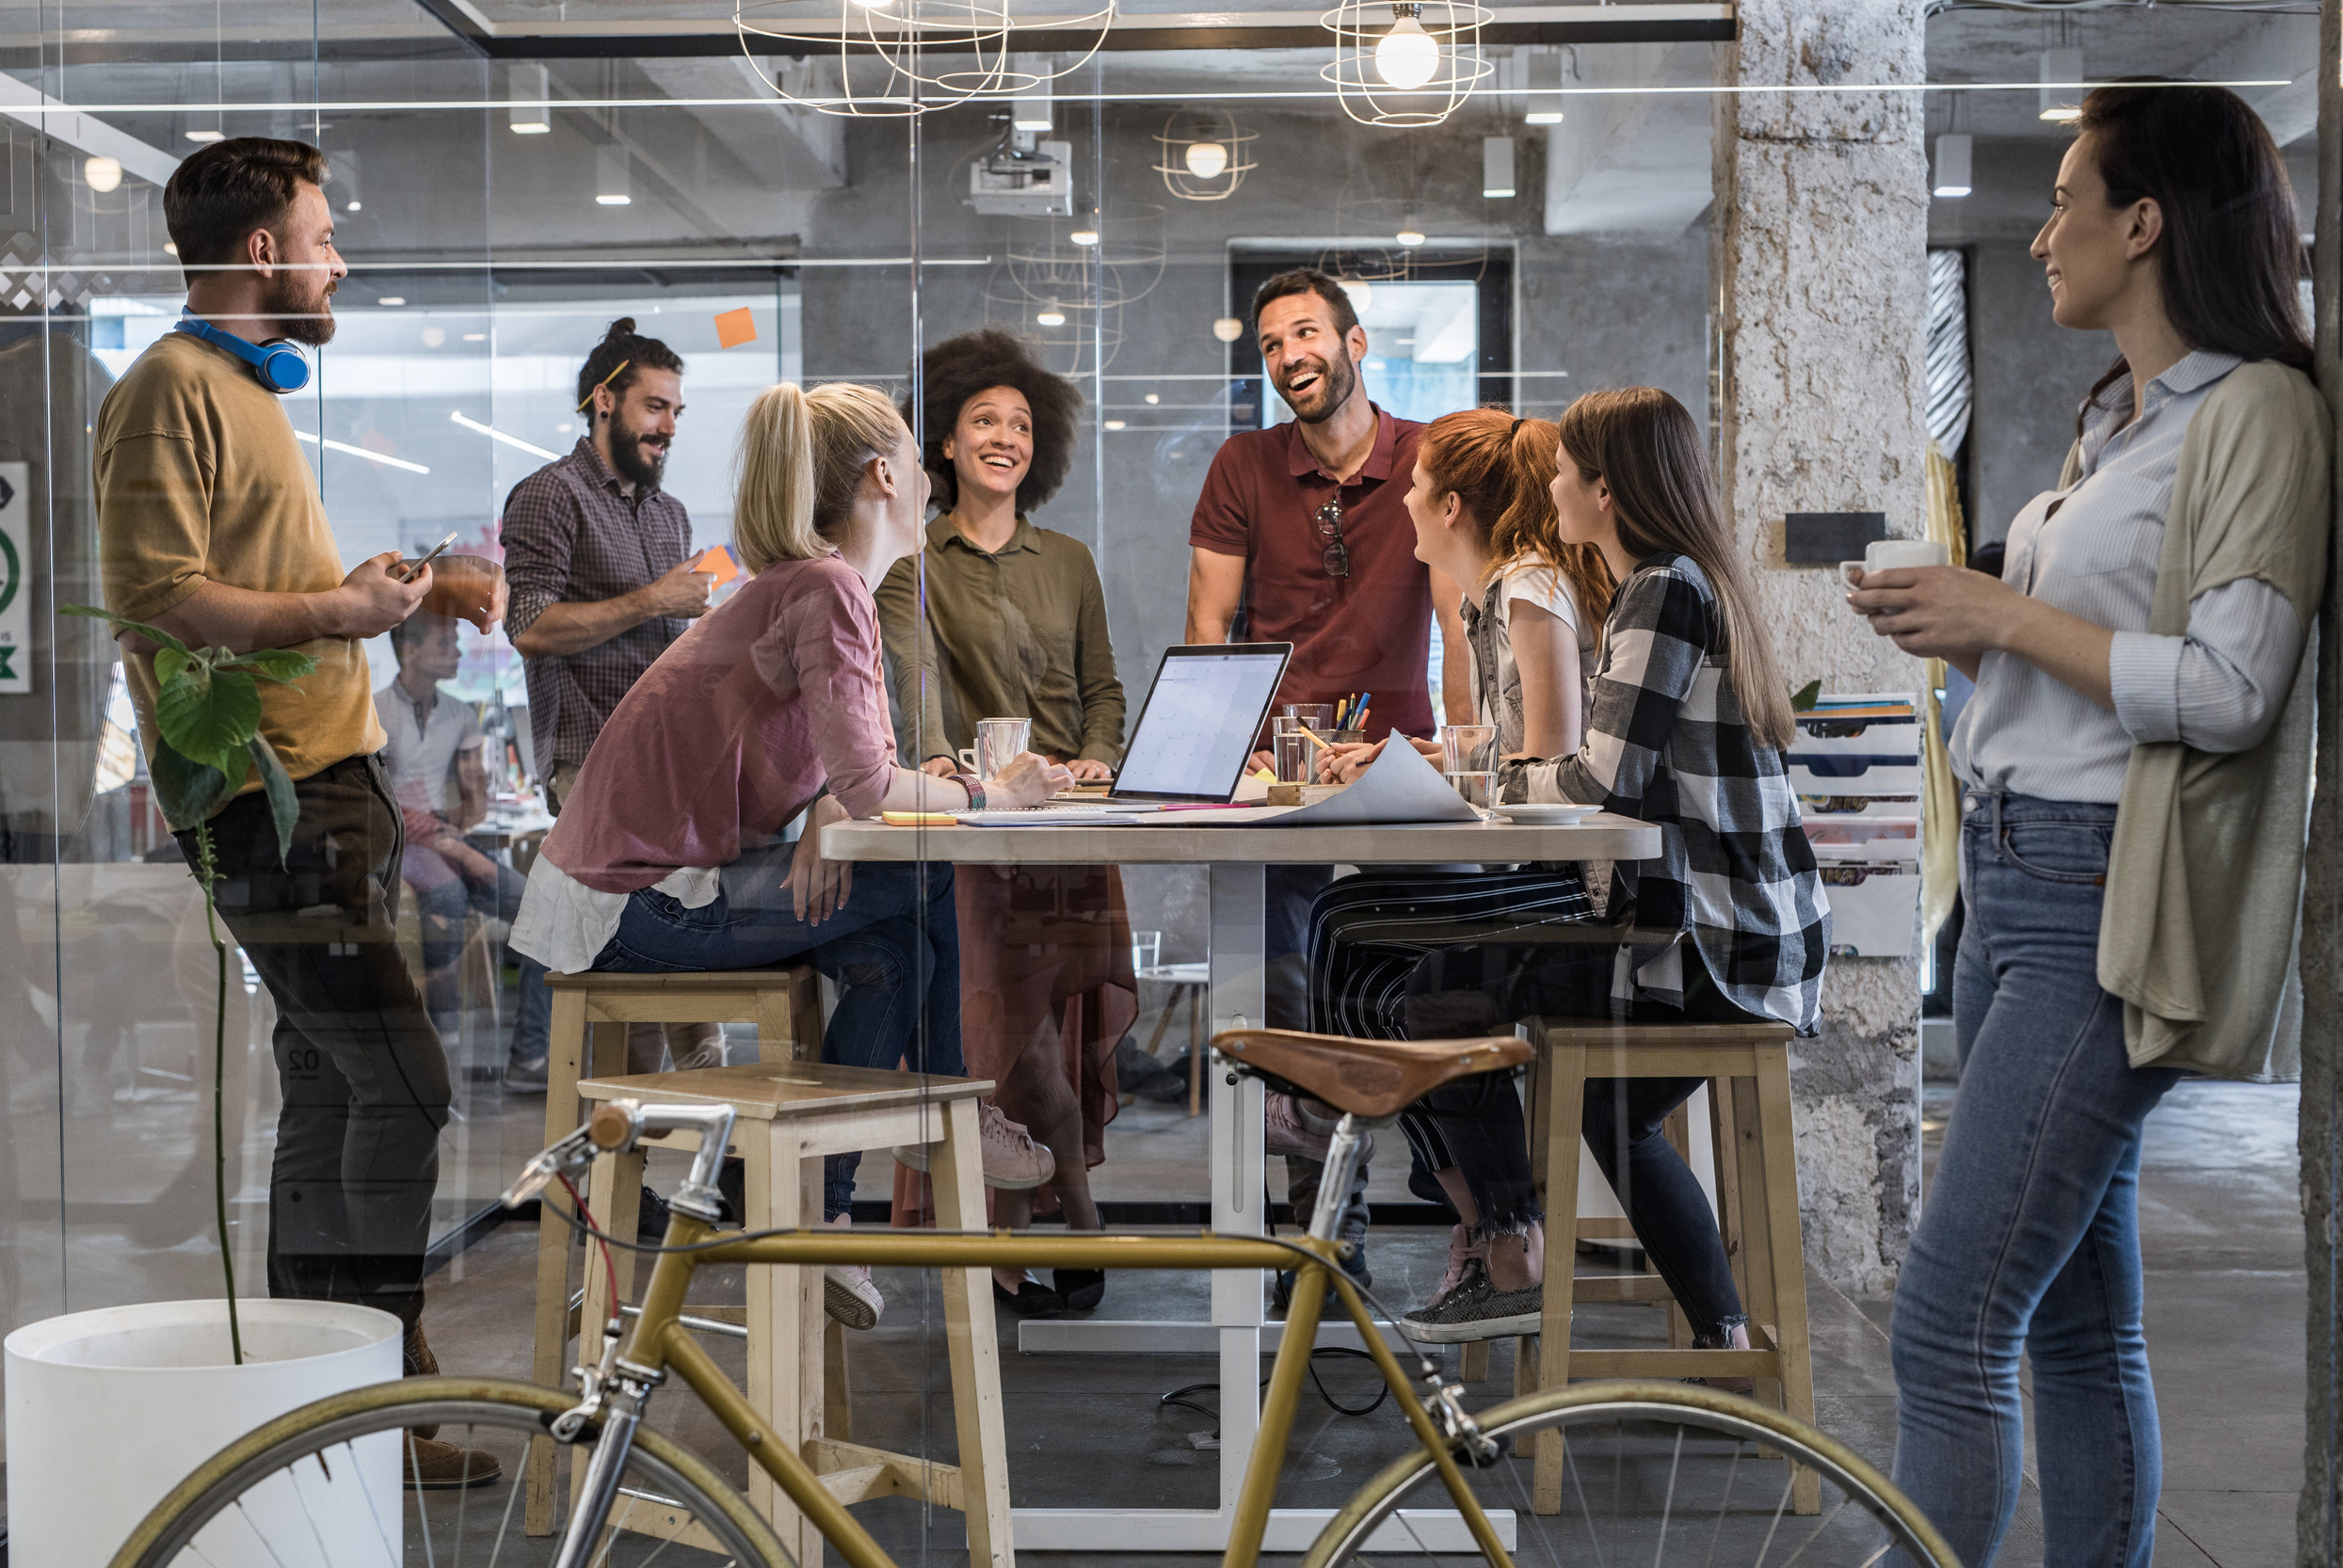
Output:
[1950, 351, 2304, 803]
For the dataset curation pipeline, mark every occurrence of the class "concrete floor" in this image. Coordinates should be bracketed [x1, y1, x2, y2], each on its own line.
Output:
[402, 1073, 2303, 1567]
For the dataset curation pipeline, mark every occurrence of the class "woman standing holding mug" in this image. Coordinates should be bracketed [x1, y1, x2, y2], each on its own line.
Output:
[1852, 85, 2327, 1565]
[875, 328, 1134, 1316]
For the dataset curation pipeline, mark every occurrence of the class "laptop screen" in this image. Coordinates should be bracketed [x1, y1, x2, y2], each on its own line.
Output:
[1114, 644, 1292, 803]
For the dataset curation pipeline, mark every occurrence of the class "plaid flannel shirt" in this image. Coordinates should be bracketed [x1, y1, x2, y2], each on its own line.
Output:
[500, 440, 694, 773]
[1504, 552, 1829, 1032]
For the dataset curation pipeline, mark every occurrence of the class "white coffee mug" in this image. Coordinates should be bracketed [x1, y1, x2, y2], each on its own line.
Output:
[1864, 538, 1949, 574]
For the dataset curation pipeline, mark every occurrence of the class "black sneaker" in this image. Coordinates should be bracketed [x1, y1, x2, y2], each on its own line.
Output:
[1400, 1259, 1544, 1344]
[1270, 1240, 1371, 1314]
[635, 1185, 672, 1243]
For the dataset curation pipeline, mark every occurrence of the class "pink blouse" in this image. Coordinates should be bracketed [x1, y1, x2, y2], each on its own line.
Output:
[538, 554, 899, 894]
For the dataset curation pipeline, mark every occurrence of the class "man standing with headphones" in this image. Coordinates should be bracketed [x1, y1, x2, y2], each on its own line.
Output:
[96, 137, 505, 1489]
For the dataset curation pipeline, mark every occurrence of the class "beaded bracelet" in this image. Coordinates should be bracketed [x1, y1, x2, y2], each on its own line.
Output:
[950, 772, 987, 811]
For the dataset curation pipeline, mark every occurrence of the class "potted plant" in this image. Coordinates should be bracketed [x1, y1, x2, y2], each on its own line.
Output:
[4, 608, 402, 1568]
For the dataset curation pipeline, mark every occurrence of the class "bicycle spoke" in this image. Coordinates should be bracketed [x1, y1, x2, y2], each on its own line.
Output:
[454, 1423, 474, 1568]
[1702, 1441, 1743, 1568]
[1753, 1466, 1795, 1566]
[410, 1432, 440, 1568]
[1770, 1496, 1851, 1568]
[288, 1452, 338, 1563]
[487, 1443, 530, 1568]
[354, 1435, 402, 1566]
[228, 1496, 296, 1568]
[1563, 1437, 1610, 1568]
[1652, 1424, 1683, 1568]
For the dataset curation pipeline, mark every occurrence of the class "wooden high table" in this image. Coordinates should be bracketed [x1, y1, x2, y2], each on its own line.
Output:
[824, 813, 1661, 1554]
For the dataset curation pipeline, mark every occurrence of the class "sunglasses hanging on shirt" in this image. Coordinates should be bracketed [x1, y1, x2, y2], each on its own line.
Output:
[1315, 497, 1351, 579]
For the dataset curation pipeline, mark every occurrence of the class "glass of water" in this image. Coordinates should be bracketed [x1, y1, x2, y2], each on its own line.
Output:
[1440, 724, 1499, 818]
[1131, 930, 1163, 974]
[975, 715, 1034, 779]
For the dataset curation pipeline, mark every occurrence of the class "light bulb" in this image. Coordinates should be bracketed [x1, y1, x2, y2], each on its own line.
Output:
[1069, 228, 1099, 246]
[1103, 419, 1127, 430]
[595, 194, 632, 205]
[185, 129, 225, 143]
[2038, 105, 2080, 123]
[345, 200, 362, 213]
[1036, 305, 1067, 327]
[1374, 7, 1439, 91]
[84, 155, 123, 192]
[1395, 226, 1426, 247]
[1184, 140, 1228, 181]
[1212, 317, 1244, 344]
[852, 0, 893, 8]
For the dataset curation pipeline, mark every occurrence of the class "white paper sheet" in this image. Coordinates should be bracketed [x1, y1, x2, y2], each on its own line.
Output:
[1128, 736, 1479, 827]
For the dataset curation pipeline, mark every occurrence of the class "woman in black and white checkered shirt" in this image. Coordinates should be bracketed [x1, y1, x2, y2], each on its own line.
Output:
[1315, 386, 1827, 1348]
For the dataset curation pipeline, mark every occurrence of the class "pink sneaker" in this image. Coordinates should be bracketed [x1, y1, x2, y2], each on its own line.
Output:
[893, 1103, 1056, 1191]
[1264, 1092, 1329, 1160]
[1436, 1223, 1488, 1300]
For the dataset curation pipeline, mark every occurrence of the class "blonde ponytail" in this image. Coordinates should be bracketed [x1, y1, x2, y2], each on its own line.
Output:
[733, 380, 909, 571]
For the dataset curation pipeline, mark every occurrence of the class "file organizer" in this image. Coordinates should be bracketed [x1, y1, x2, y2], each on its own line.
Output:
[1792, 692, 1921, 958]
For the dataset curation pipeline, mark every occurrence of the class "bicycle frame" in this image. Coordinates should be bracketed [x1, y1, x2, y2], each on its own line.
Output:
[554, 1116, 1516, 1568]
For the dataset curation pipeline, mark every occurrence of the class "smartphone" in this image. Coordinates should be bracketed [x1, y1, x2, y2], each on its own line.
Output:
[400, 532, 459, 583]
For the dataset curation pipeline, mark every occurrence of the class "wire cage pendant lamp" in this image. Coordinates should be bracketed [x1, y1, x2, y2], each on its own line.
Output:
[1319, 0, 1490, 128]
[1156, 109, 1258, 200]
[735, 0, 1115, 117]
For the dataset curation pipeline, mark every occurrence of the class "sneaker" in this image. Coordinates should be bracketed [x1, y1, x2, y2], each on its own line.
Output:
[993, 1276, 1064, 1317]
[503, 1056, 549, 1094]
[1052, 1268, 1106, 1313]
[1401, 1259, 1545, 1344]
[635, 1184, 673, 1244]
[1436, 1224, 1488, 1300]
[1263, 1092, 1329, 1160]
[823, 1215, 884, 1331]
[403, 1434, 503, 1490]
[1137, 1052, 1194, 1104]
[895, 1104, 1056, 1192]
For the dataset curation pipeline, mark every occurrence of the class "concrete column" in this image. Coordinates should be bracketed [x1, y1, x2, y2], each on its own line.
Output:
[1710, 0, 1928, 1294]
[2298, 0, 2340, 1558]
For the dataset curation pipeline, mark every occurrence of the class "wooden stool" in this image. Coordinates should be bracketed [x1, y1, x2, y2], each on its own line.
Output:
[1517, 1018, 1818, 1514]
[526, 967, 825, 1530]
[554, 1063, 1014, 1568]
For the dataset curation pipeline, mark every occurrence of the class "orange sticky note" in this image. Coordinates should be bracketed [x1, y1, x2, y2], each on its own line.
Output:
[714, 307, 757, 349]
[691, 545, 741, 585]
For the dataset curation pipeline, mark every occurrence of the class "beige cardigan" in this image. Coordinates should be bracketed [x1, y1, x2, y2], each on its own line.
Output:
[2088, 360, 2332, 1082]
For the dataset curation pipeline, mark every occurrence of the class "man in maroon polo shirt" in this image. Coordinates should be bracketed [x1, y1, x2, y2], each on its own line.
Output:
[1184, 267, 1468, 1293]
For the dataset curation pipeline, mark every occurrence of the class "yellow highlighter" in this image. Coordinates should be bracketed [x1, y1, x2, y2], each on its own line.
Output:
[880, 810, 960, 827]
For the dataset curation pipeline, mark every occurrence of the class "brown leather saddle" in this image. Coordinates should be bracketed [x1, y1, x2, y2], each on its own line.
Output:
[1208, 1029, 1531, 1120]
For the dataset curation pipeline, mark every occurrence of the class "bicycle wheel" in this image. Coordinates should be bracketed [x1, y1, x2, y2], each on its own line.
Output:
[1304, 1380, 1958, 1568]
[108, 1376, 790, 1568]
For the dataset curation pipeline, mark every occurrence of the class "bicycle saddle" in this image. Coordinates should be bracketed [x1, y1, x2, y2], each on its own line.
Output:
[1209, 1029, 1531, 1119]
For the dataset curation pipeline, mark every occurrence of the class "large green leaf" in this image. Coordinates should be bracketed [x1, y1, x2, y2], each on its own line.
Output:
[1789, 679, 1822, 713]
[154, 663, 262, 779]
[59, 603, 192, 658]
[222, 648, 317, 687]
[150, 744, 233, 829]
[246, 738, 301, 867]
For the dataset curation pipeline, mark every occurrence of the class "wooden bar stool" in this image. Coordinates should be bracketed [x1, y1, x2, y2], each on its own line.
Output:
[1519, 1017, 1818, 1515]
[526, 966, 824, 1530]
[550, 1062, 1013, 1568]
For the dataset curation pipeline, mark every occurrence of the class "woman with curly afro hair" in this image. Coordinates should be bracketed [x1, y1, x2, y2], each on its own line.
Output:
[875, 328, 1135, 1317]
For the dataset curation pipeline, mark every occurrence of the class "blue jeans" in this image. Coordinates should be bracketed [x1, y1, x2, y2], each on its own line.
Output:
[592, 844, 963, 1219]
[1890, 792, 2181, 1566]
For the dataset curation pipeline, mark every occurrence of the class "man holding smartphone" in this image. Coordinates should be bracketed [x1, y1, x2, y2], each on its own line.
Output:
[97, 137, 506, 1488]
[499, 318, 718, 1086]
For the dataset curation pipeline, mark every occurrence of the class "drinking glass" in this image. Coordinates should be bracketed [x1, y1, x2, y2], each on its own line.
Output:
[1280, 703, 1334, 734]
[1448, 771, 1497, 812]
[1441, 724, 1499, 817]
[1131, 930, 1163, 975]
[975, 716, 1033, 779]
[1274, 730, 1316, 784]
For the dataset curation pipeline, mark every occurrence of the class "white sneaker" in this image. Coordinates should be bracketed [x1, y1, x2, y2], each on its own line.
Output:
[893, 1103, 1057, 1191]
[823, 1215, 883, 1331]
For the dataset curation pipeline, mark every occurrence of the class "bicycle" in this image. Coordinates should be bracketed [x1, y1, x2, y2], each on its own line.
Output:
[108, 1027, 1959, 1568]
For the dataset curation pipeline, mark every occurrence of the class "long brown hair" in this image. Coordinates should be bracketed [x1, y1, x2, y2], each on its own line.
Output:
[1418, 408, 1614, 629]
[1555, 388, 1794, 751]
[2070, 82, 2312, 433]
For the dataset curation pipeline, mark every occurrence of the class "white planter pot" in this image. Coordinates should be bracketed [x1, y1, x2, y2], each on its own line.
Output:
[6, 1298, 404, 1568]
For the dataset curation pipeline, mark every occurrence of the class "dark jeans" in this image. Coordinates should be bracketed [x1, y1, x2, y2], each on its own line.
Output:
[593, 842, 962, 1219]
[179, 755, 451, 1332]
[1263, 864, 1366, 1239]
[1401, 939, 1749, 1335]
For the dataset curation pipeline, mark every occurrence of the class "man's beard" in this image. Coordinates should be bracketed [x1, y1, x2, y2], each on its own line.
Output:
[260, 269, 336, 345]
[1280, 352, 1356, 424]
[610, 424, 668, 488]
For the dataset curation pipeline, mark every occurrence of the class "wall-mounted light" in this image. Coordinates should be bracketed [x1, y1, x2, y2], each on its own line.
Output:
[509, 64, 552, 134]
[84, 155, 123, 193]
[596, 145, 632, 206]
[2039, 47, 2083, 122]
[1482, 136, 1515, 199]
[1932, 133, 1972, 199]
[1011, 56, 1053, 132]
[1524, 46, 1563, 124]
[1212, 316, 1244, 344]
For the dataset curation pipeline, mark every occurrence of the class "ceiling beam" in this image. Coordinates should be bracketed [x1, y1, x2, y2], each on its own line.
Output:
[0, 73, 179, 186]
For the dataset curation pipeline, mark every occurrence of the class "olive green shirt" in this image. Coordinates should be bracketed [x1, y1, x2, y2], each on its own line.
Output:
[875, 515, 1126, 768]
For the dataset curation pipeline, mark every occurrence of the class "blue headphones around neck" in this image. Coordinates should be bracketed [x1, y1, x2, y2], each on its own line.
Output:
[176, 313, 311, 393]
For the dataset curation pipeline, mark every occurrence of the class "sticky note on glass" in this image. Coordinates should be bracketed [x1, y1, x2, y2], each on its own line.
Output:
[691, 544, 741, 585]
[714, 307, 757, 349]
